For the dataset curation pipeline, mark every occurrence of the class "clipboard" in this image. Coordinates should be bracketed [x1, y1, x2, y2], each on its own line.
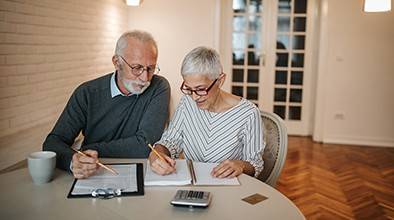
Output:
[67, 163, 144, 198]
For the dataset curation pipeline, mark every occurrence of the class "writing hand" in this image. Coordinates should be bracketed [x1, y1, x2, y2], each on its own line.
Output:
[71, 150, 99, 179]
[148, 151, 176, 175]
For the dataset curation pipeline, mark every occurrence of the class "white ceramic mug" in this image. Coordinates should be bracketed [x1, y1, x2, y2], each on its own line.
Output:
[28, 151, 56, 184]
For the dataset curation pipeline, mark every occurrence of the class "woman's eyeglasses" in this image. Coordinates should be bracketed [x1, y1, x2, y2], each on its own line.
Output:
[180, 78, 218, 96]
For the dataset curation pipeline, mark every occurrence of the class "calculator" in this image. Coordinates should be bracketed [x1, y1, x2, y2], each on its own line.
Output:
[170, 190, 212, 208]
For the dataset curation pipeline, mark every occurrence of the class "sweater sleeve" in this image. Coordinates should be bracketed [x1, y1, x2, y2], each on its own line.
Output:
[42, 84, 88, 171]
[243, 107, 265, 177]
[80, 76, 171, 159]
[154, 95, 186, 159]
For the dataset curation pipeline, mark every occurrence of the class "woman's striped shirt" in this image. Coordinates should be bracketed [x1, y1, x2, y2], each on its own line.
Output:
[156, 95, 265, 177]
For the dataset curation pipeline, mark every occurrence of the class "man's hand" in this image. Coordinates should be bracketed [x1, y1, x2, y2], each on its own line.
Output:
[148, 151, 176, 175]
[71, 150, 99, 179]
[211, 160, 245, 178]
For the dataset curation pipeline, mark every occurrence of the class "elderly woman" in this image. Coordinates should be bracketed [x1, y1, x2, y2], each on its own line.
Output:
[148, 46, 264, 178]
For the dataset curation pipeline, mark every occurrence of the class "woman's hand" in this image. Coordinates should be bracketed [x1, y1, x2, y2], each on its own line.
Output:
[148, 151, 176, 175]
[211, 160, 245, 178]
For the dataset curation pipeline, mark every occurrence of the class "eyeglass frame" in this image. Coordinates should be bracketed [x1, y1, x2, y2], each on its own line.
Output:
[180, 78, 218, 96]
[118, 55, 160, 77]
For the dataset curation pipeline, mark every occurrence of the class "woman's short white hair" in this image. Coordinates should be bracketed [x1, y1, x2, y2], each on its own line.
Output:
[181, 46, 222, 80]
[115, 30, 158, 57]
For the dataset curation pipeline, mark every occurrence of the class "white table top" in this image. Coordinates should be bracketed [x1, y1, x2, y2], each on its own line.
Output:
[0, 159, 304, 220]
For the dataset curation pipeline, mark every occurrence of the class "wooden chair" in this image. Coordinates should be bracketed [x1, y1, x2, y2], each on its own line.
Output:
[257, 111, 288, 187]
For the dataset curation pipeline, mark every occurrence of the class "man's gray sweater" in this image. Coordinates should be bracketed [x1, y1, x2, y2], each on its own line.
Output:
[43, 73, 170, 171]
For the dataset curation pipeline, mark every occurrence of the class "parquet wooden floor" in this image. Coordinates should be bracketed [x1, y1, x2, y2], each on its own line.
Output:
[276, 136, 394, 220]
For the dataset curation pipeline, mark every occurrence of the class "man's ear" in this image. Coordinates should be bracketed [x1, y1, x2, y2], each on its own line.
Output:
[112, 55, 120, 70]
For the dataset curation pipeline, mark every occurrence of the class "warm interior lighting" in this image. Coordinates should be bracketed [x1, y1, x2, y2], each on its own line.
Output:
[126, 0, 142, 6]
[364, 0, 391, 12]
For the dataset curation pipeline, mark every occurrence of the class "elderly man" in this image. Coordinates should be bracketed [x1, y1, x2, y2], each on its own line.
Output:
[43, 30, 170, 179]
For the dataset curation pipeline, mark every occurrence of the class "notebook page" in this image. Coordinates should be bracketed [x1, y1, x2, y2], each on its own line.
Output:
[144, 159, 191, 186]
[193, 162, 240, 185]
[71, 164, 138, 195]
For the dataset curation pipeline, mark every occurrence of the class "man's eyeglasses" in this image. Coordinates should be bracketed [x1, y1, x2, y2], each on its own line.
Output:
[180, 78, 218, 96]
[119, 56, 160, 77]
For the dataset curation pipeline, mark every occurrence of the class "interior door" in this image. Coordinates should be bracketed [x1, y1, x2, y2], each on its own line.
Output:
[220, 0, 315, 135]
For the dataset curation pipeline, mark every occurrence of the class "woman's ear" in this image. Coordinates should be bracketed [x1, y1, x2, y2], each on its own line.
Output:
[218, 73, 226, 87]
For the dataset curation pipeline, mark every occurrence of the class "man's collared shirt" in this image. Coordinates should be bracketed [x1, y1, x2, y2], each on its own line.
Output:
[110, 71, 126, 98]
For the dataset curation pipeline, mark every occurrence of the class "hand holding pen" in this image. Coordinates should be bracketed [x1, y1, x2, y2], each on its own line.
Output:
[147, 143, 177, 175]
[71, 148, 118, 179]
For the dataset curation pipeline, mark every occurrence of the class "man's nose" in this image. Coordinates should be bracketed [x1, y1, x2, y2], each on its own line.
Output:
[138, 69, 149, 82]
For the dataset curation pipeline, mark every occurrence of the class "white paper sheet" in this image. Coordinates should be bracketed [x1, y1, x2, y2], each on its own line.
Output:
[71, 164, 138, 195]
[144, 160, 240, 186]
[144, 160, 191, 186]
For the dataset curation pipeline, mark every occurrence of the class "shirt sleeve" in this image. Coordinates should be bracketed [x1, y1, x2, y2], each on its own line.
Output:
[243, 106, 265, 177]
[155, 96, 186, 159]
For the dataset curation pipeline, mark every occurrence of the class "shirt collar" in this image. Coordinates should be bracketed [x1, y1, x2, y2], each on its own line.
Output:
[110, 71, 125, 98]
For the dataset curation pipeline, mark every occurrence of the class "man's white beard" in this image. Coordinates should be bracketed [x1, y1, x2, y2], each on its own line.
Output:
[123, 78, 150, 95]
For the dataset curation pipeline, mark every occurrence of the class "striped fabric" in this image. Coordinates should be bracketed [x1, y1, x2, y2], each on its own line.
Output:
[156, 95, 265, 177]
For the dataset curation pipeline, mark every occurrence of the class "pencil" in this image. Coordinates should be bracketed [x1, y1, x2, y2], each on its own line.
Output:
[147, 143, 166, 162]
[71, 148, 119, 175]
[147, 143, 176, 172]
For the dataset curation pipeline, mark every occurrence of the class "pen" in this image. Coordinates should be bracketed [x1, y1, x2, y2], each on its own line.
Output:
[71, 148, 119, 175]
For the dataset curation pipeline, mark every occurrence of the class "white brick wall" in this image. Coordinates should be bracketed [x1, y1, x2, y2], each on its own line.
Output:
[0, 0, 128, 169]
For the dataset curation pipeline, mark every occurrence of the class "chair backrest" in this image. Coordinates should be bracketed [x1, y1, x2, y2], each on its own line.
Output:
[257, 111, 288, 187]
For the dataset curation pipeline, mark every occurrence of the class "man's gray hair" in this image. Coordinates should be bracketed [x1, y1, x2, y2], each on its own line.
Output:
[181, 46, 222, 80]
[115, 30, 158, 57]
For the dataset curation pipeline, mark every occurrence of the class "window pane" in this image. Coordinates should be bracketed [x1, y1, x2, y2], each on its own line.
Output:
[233, 0, 246, 13]
[276, 53, 288, 67]
[232, 33, 246, 49]
[294, 0, 307, 14]
[291, 53, 304, 67]
[278, 0, 291, 13]
[274, 105, 286, 119]
[248, 33, 261, 50]
[248, 51, 260, 65]
[292, 35, 305, 50]
[247, 87, 258, 100]
[232, 50, 245, 65]
[277, 16, 290, 32]
[231, 86, 244, 97]
[232, 69, 244, 82]
[232, 86, 243, 97]
[249, 0, 262, 13]
[293, 17, 306, 32]
[291, 71, 303, 85]
[277, 35, 289, 50]
[289, 106, 301, 120]
[290, 89, 302, 102]
[233, 16, 247, 32]
[247, 69, 259, 83]
[274, 88, 287, 102]
[275, 71, 287, 84]
[249, 15, 262, 32]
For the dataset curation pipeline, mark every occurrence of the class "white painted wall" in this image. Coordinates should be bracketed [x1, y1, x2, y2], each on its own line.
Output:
[127, 0, 219, 112]
[313, 0, 394, 147]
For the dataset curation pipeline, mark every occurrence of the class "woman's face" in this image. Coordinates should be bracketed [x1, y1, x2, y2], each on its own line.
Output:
[181, 74, 222, 110]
